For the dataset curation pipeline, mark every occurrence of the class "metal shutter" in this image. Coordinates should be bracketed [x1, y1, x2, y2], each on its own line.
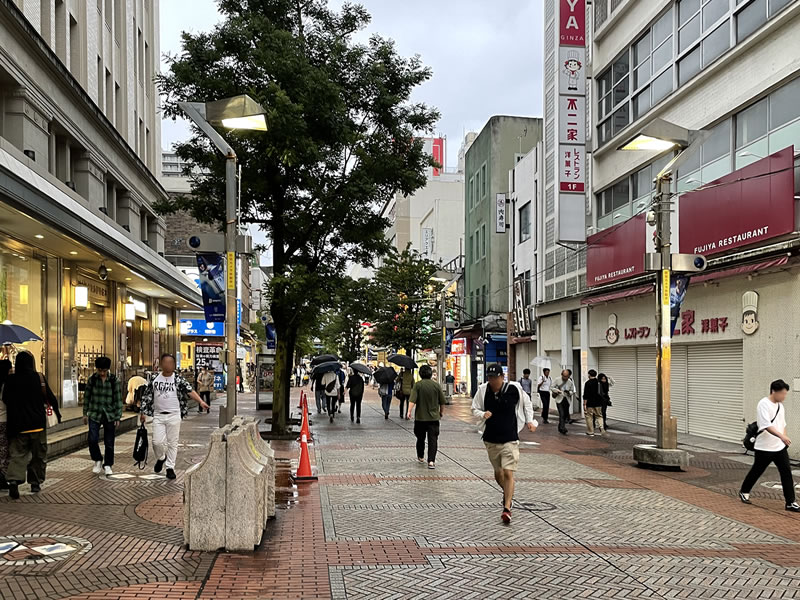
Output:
[636, 346, 657, 428]
[687, 342, 744, 442]
[671, 345, 689, 434]
[599, 347, 637, 424]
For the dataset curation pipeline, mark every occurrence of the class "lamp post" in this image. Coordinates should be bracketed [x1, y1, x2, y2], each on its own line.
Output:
[619, 119, 707, 467]
[178, 95, 267, 426]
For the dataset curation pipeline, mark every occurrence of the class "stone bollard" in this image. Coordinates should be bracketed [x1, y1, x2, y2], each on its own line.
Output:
[184, 427, 228, 551]
[234, 417, 277, 519]
[225, 426, 267, 551]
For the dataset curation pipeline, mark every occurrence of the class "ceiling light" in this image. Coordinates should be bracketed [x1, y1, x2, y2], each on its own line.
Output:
[125, 277, 132, 281]
[35, 234, 44, 239]
[69, 251, 78, 255]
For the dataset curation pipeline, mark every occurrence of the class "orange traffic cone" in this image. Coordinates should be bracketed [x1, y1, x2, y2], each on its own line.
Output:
[299, 395, 312, 442]
[292, 433, 317, 481]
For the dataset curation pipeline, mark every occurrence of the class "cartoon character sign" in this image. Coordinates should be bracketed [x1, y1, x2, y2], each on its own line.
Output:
[606, 313, 619, 345]
[741, 291, 759, 335]
[563, 49, 583, 92]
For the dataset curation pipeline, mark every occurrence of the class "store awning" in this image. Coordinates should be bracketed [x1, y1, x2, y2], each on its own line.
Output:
[582, 285, 653, 306]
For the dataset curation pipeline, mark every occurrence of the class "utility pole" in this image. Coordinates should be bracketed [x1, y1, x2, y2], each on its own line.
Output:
[440, 291, 447, 395]
[223, 154, 238, 426]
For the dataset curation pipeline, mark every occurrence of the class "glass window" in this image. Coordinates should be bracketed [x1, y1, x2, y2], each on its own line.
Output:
[769, 119, 800, 154]
[634, 87, 651, 119]
[678, 46, 701, 85]
[481, 164, 487, 197]
[652, 36, 673, 73]
[680, 0, 701, 25]
[653, 7, 674, 46]
[634, 58, 651, 88]
[613, 54, 629, 84]
[769, 0, 792, 16]
[735, 97, 768, 148]
[651, 67, 673, 105]
[737, 0, 767, 41]
[481, 224, 486, 257]
[612, 179, 630, 210]
[612, 104, 630, 135]
[703, 0, 728, 29]
[702, 120, 731, 163]
[634, 32, 651, 65]
[769, 77, 800, 129]
[519, 203, 531, 242]
[702, 22, 729, 66]
[633, 164, 652, 200]
[613, 78, 629, 108]
[468, 177, 473, 209]
[679, 13, 702, 51]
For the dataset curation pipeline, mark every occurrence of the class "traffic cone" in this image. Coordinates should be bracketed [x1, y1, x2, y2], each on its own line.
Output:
[299, 395, 312, 442]
[292, 433, 317, 481]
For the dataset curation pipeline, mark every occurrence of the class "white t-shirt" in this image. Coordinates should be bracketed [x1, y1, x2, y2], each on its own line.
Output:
[754, 397, 786, 452]
[153, 374, 180, 414]
[537, 375, 552, 392]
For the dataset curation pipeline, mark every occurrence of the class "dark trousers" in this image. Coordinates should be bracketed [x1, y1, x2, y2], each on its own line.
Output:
[398, 394, 408, 418]
[315, 387, 324, 413]
[557, 398, 571, 433]
[381, 394, 392, 416]
[326, 395, 338, 416]
[88, 418, 116, 467]
[538, 391, 551, 422]
[350, 394, 363, 420]
[414, 420, 440, 463]
[199, 391, 211, 411]
[6, 430, 47, 485]
[741, 447, 796, 504]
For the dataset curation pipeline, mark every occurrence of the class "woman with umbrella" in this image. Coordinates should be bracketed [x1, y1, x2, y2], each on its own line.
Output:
[389, 354, 417, 421]
[347, 363, 371, 424]
[374, 366, 397, 419]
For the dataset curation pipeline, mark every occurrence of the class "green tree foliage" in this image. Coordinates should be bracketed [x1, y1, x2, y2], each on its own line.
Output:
[157, 0, 439, 432]
[320, 278, 380, 363]
[372, 247, 439, 356]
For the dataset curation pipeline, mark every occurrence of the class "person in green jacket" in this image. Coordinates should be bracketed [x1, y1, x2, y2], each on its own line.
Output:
[406, 365, 445, 469]
[83, 356, 122, 476]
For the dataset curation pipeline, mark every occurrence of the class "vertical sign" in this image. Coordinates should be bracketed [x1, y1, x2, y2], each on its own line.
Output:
[197, 253, 226, 323]
[431, 137, 444, 177]
[422, 227, 434, 256]
[226, 251, 236, 289]
[555, 0, 587, 243]
[496, 193, 507, 234]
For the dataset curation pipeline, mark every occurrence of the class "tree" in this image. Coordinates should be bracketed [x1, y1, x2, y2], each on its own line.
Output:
[157, 0, 439, 433]
[372, 247, 439, 357]
[320, 278, 381, 362]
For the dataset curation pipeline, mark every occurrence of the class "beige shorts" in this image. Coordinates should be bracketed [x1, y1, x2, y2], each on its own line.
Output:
[484, 440, 520, 472]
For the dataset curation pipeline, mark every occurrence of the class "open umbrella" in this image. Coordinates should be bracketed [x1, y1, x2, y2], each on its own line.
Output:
[311, 360, 341, 375]
[349, 362, 372, 376]
[373, 366, 397, 385]
[388, 353, 417, 370]
[311, 353, 339, 366]
[530, 356, 552, 369]
[0, 322, 42, 345]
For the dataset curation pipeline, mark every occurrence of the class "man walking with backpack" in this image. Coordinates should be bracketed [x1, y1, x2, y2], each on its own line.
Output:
[83, 356, 123, 476]
[739, 379, 800, 512]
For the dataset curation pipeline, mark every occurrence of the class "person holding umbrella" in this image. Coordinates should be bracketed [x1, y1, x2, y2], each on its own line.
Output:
[389, 354, 417, 421]
[374, 365, 397, 419]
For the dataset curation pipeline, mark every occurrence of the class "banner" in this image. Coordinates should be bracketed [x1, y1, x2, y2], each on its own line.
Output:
[266, 323, 276, 350]
[669, 274, 690, 336]
[196, 253, 226, 323]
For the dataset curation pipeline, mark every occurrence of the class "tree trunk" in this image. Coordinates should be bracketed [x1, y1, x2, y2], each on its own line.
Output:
[272, 320, 297, 434]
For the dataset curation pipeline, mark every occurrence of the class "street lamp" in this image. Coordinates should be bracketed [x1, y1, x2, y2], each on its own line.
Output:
[619, 118, 708, 469]
[178, 94, 267, 426]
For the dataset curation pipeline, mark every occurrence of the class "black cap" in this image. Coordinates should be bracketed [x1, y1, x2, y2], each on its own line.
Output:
[486, 363, 503, 377]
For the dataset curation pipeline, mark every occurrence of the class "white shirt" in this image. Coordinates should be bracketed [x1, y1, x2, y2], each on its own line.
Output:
[471, 381, 536, 434]
[755, 397, 787, 452]
[153, 374, 180, 414]
[537, 375, 552, 392]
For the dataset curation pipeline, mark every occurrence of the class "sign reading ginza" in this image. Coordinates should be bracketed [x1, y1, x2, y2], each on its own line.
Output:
[554, 0, 587, 243]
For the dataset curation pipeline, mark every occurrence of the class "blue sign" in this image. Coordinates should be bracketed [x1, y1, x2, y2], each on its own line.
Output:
[197, 253, 226, 322]
[213, 373, 224, 391]
[181, 319, 224, 336]
[266, 323, 276, 350]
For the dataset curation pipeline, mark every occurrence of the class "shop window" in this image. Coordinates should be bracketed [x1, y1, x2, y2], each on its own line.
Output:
[519, 203, 531, 242]
[0, 246, 45, 371]
[769, 77, 800, 130]
[735, 97, 768, 149]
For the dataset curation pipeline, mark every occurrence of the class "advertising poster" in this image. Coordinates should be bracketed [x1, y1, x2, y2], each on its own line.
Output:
[196, 253, 226, 323]
[669, 274, 690, 336]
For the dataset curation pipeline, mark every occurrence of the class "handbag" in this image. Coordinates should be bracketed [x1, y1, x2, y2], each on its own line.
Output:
[133, 424, 149, 469]
[39, 373, 58, 428]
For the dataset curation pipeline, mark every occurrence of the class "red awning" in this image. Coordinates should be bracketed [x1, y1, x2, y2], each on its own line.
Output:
[582, 285, 653, 306]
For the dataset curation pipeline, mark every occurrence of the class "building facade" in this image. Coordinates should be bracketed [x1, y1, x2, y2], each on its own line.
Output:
[0, 0, 198, 406]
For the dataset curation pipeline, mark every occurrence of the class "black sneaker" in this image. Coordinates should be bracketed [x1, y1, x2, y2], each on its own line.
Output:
[154, 458, 165, 473]
[786, 502, 800, 512]
[739, 492, 752, 504]
[329, 415, 334, 423]
[30, 483, 41, 493]
[384, 414, 389, 419]
[8, 483, 19, 499]
[357, 419, 361, 424]
[166, 468, 176, 480]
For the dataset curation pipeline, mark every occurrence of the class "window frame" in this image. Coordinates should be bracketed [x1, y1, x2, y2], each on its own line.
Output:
[518, 202, 532, 243]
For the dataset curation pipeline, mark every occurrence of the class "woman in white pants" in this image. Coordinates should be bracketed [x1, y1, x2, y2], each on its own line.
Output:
[139, 354, 207, 479]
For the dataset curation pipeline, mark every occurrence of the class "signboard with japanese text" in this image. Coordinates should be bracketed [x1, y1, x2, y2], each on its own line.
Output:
[558, 146, 585, 193]
[450, 338, 467, 356]
[496, 193, 507, 234]
[558, 95, 586, 144]
[194, 342, 224, 374]
[559, 0, 586, 45]
[422, 227, 434, 256]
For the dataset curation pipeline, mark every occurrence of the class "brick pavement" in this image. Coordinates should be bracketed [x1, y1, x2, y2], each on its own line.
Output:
[5, 389, 800, 598]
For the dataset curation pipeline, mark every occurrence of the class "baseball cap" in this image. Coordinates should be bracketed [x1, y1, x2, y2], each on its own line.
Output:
[486, 364, 503, 378]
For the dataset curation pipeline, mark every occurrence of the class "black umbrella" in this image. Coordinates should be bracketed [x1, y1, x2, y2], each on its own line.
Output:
[311, 360, 341, 375]
[373, 366, 398, 385]
[0, 322, 42, 345]
[388, 353, 417, 370]
[311, 354, 339, 366]
[349, 362, 372, 376]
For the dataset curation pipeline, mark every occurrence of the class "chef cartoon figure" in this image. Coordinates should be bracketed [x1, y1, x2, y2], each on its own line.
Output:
[563, 50, 583, 92]
[606, 313, 619, 345]
[741, 291, 760, 335]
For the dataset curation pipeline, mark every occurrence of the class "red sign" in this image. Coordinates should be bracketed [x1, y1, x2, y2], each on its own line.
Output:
[586, 213, 646, 287]
[560, 0, 586, 46]
[450, 338, 467, 356]
[672, 310, 728, 336]
[431, 138, 444, 177]
[679, 147, 795, 256]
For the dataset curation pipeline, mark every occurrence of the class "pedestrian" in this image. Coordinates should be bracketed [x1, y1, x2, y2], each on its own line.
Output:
[472, 363, 537, 523]
[551, 369, 576, 435]
[83, 356, 123, 476]
[321, 369, 340, 423]
[582, 369, 605, 436]
[597, 373, 612, 430]
[139, 353, 208, 480]
[311, 370, 325, 414]
[0, 359, 12, 491]
[196, 367, 215, 414]
[739, 379, 800, 511]
[379, 378, 394, 419]
[407, 365, 445, 469]
[337, 365, 346, 413]
[294, 365, 301, 387]
[3, 351, 61, 499]
[236, 363, 244, 393]
[347, 370, 365, 424]
[445, 371, 455, 397]
[519, 368, 533, 399]
[397, 368, 414, 420]
[537, 368, 552, 424]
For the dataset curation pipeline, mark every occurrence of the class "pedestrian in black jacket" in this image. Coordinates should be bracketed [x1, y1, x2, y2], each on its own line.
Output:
[3, 351, 61, 499]
[582, 369, 605, 436]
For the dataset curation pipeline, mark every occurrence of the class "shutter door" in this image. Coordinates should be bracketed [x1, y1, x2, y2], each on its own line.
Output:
[671, 345, 689, 434]
[636, 346, 657, 428]
[687, 342, 744, 442]
[599, 347, 637, 424]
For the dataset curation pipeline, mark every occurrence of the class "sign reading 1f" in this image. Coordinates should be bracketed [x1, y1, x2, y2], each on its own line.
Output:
[560, 0, 586, 46]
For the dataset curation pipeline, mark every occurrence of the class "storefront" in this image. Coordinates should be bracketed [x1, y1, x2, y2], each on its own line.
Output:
[446, 338, 470, 396]
[0, 240, 45, 370]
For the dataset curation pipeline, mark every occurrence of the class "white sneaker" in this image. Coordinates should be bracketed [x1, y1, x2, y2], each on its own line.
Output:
[92, 461, 103, 474]
[103, 466, 113, 476]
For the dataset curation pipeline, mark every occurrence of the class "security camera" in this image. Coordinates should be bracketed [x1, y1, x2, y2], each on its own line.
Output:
[646, 211, 657, 226]
[188, 236, 202, 249]
[98, 263, 108, 281]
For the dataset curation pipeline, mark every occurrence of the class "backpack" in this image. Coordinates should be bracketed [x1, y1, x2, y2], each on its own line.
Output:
[133, 424, 149, 469]
[742, 404, 780, 453]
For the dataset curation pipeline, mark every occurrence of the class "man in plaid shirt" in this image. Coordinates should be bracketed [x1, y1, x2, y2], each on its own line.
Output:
[83, 356, 123, 476]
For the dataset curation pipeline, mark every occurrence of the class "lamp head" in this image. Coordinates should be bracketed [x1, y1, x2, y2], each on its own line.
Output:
[205, 95, 268, 131]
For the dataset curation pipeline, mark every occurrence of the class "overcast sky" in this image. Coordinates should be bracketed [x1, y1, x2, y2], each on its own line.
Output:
[160, 0, 544, 168]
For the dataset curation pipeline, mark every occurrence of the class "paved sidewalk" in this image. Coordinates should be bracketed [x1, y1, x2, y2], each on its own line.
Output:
[3, 389, 800, 598]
